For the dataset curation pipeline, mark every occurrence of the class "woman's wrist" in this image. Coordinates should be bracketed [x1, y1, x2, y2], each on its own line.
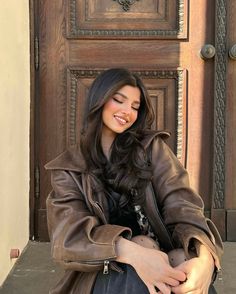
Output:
[115, 236, 141, 265]
[194, 240, 214, 269]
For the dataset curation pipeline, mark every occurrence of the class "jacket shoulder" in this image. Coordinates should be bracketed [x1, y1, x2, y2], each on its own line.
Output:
[44, 144, 86, 172]
[142, 130, 170, 149]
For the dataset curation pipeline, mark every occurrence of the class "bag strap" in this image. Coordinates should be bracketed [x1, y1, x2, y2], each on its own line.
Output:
[144, 136, 175, 251]
[149, 183, 175, 252]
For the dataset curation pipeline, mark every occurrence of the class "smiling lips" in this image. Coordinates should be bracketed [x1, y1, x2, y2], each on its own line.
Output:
[114, 115, 129, 125]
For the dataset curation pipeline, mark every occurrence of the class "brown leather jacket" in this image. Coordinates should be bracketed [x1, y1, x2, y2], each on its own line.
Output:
[45, 134, 223, 294]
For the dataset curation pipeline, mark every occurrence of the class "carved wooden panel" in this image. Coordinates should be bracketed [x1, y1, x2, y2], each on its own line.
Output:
[35, 0, 224, 242]
[67, 68, 187, 164]
[67, 0, 188, 39]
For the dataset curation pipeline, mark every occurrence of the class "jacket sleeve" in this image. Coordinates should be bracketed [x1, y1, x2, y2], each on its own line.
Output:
[150, 137, 223, 269]
[47, 169, 131, 272]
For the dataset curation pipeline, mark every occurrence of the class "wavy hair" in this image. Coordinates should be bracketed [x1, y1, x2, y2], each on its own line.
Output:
[80, 68, 155, 204]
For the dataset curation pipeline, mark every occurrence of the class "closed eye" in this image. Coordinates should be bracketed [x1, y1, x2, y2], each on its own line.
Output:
[132, 106, 139, 111]
[113, 95, 140, 111]
[113, 97, 123, 104]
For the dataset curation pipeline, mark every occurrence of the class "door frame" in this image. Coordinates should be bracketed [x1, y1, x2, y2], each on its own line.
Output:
[29, 0, 232, 241]
[210, 0, 228, 241]
[29, 0, 39, 240]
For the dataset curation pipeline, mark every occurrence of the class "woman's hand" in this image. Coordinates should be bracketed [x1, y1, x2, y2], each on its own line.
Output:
[115, 237, 186, 294]
[131, 248, 183, 294]
[171, 244, 214, 294]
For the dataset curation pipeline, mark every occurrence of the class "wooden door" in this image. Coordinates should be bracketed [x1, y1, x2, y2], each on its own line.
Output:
[30, 0, 232, 241]
[225, 0, 236, 241]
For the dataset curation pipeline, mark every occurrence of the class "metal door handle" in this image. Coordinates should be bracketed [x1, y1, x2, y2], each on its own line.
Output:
[200, 44, 216, 60]
[229, 44, 236, 60]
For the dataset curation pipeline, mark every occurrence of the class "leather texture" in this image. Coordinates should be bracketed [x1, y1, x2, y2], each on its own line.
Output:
[45, 133, 223, 293]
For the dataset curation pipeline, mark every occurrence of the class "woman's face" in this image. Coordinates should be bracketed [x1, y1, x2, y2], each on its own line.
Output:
[102, 85, 141, 137]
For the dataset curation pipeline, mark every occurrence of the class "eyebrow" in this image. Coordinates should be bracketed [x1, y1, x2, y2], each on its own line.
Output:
[115, 92, 140, 105]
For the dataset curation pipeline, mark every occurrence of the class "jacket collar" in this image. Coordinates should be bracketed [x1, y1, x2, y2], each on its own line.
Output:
[44, 131, 169, 172]
[44, 144, 86, 172]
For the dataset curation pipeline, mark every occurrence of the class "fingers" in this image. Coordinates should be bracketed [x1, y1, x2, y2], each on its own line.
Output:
[147, 283, 171, 294]
[171, 281, 195, 294]
[171, 267, 187, 282]
[163, 276, 180, 287]
[171, 282, 188, 293]
[155, 282, 171, 294]
[154, 251, 186, 283]
[147, 285, 157, 294]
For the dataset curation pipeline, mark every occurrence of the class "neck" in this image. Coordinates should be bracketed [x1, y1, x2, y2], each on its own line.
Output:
[101, 128, 116, 159]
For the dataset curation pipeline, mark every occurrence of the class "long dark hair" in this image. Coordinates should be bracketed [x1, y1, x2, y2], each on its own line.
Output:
[80, 68, 155, 204]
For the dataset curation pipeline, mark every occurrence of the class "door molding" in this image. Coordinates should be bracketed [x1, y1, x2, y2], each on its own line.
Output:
[67, 68, 187, 163]
[67, 0, 188, 39]
[211, 0, 227, 240]
[29, 0, 36, 240]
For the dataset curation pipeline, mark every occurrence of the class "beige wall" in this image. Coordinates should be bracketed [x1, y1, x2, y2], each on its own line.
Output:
[0, 1, 30, 285]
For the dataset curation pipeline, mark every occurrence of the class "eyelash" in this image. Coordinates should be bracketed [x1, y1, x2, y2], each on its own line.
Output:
[113, 97, 122, 103]
[112, 97, 139, 111]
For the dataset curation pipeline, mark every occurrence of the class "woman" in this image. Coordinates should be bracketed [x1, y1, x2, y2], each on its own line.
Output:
[45, 68, 223, 294]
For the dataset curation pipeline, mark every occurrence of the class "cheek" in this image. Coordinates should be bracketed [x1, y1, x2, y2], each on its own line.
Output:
[131, 111, 138, 123]
[102, 101, 116, 123]
[103, 100, 117, 114]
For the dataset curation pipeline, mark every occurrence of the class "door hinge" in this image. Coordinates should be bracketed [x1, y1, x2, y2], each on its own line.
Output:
[34, 36, 39, 71]
[35, 165, 40, 198]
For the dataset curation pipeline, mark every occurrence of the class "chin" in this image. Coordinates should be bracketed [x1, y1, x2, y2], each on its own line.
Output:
[112, 127, 128, 134]
[115, 129, 126, 134]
